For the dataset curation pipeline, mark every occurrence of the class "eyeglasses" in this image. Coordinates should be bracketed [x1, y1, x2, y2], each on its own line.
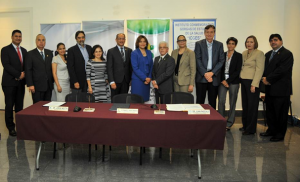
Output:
[177, 39, 186, 42]
[159, 47, 168, 49]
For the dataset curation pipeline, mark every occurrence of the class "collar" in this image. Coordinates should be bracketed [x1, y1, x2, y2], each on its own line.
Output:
[77, 43, 86, 49]
[273, 45, 283, 53]
[117, 45, 125, 50]
[160, 53, 168, 59]
[37, 48, 44, 53]
[206, 40, 213, 46]
[12, 43, 20, 49]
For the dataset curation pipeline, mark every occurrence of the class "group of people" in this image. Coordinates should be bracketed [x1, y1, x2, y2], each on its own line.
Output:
[1, 25, 294, 142]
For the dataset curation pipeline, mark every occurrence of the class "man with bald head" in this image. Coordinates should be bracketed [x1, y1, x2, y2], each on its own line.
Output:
[107, 33, 132, 99]
[26, 34, 54, 103]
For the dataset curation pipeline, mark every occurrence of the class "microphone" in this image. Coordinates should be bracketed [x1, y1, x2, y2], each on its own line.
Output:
[73, 91, 81, 112]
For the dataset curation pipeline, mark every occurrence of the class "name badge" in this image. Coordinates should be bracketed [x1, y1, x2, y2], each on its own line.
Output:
[49, 106, 69, 112]
[117, 108, 138, 114]
[154, 110, 165, 114]
[188, 109, 210, 115]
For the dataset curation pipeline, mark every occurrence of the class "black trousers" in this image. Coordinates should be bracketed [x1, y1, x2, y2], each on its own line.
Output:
[196, 82, 218, 109]
[265, 94, 290, 138]
[241, 79, 260, 133]
[155, 90, 165, 104]
[32, 88, 52, 104]
[110, 78, 129, 100]
[2, 83, 25, 130]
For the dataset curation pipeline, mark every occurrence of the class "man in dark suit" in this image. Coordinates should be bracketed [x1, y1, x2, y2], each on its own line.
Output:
[260, 34, 294, 142]
[194, 25, 225, 109]
[152, 41, 175, 104]
[107, 33, 132, 99]
[67, 31, 92, 92]
[1, 30, 27, 136]
[26, 34, 53, 103]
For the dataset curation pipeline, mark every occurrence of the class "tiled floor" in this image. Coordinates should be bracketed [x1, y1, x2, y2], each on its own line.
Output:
[0, 111, 300, 182]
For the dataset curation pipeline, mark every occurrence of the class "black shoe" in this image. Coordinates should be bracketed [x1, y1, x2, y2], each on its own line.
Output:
[9, 129, 17, 137]
[239, 127, 245, 131]
[260, 132, 273, 137]
[270, 137, 284, 142]
[242, 131, 255, 135]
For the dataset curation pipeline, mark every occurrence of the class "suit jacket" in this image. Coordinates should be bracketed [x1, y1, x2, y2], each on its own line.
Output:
[194, 39, 225, 86]
[25, 48, 53, 91]
[240, 49, 265, 87]
[220, 51, 243, 84]
[152, 54, 175, 94]
[1, 44, 27, 87]
[107, 46, 132, 84]
[171, 48, 196, 86]
[67, 44, 92, 90]
[263, 46, 293, 96]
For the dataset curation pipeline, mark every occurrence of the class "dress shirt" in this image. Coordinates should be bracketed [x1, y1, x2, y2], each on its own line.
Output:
[12, 43, 23, 61]
[117, 45, 126, 58]
[206, 40, 213, 71]
[225, 52, 233, 79]
[37, 48, 45, 59]
[77, 44, 89, 69]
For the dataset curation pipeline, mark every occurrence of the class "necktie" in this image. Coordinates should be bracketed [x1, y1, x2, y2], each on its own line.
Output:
[40, 51, 45, 61]
[269, 51, 276, 62]
[120, 47, 125, 62]
[17, 46, 22, 65]
[158, 57, 163, 66]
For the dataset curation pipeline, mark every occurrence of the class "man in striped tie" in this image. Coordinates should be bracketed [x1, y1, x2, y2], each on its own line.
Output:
[1, 30, 27, 136]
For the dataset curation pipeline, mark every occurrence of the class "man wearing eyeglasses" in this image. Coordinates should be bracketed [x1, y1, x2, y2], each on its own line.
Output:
[107, 33, 132, 99]
[194, 25, 225, 109]
[152, 41, 175, 104]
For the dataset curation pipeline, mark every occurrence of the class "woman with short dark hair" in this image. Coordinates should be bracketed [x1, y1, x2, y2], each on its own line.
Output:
[239, 35, 265, 135]
[218, 37, 242, 131]
[131, 35, 153, 102]
[171, 35, 196, 93]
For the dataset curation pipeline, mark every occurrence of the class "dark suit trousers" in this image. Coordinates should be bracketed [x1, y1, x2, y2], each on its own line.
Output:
[2, 83, 25, 130]
[265, 95, 290, 138]
[32, 88, 52, 104]
[241, 79, 260, 133]
[110, 78, 129, 100]
[154, 89, 165, 104]
[196, 82, 218, 109]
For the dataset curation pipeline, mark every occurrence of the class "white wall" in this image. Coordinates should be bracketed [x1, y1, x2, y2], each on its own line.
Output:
[0, 0, 298, 113]
[284, 0, 300, 117]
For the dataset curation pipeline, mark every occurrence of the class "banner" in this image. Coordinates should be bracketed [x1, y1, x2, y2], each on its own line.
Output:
[41, 23, 81, 52]
[172, 19, 216, 103]
[82, 20, 124, 59]
[127, 19, 170, 103]
[172, 19, 216, 50]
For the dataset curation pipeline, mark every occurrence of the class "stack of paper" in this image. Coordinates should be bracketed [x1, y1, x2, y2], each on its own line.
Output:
[166, 104, 204, 111]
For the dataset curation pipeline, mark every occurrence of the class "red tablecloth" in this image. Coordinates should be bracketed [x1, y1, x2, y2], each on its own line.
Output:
[16, 101, 226, 150]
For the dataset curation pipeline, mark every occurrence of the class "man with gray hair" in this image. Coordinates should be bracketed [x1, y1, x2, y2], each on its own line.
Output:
[26, 34, 53, 103]
[152, 41, 175, 104]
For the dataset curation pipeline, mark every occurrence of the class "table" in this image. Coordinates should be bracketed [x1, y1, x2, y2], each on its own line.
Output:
[16, 101, 226, 179]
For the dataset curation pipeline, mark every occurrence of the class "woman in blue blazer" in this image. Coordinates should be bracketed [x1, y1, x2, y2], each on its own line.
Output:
[131, 35, 153, 102]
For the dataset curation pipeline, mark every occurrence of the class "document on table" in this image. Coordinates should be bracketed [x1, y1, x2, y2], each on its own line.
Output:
[43, 101, 66, 107]
[166, 104, 204, 111]
[109, 103, 131, 111]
